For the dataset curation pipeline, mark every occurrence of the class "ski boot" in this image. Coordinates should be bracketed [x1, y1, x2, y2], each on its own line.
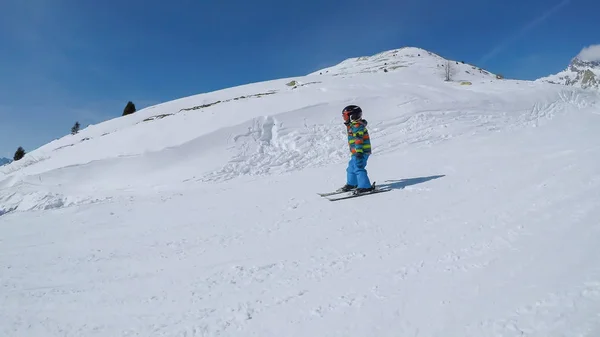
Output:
[337, 184, 357, 192]
[353, 183, 376, 195]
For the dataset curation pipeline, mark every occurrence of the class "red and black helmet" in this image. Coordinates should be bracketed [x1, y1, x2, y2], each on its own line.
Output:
[342, 105, 362, 122]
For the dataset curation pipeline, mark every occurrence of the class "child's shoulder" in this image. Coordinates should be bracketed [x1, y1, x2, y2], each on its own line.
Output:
[352, 119, 368, 128]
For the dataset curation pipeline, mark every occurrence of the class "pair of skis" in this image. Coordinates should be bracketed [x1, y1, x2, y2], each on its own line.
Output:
[318, 182, 391, 201]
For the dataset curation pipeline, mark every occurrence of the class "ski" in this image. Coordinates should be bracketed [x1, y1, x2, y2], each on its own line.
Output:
[317, 189, 354, 197]
[319, 181, 381, 197]
[326, 187, 391, 201]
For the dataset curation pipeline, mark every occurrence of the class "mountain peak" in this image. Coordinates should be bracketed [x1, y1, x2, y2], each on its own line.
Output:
[308, 46, 499, 81]
[0, 157, 11, 166]
[569, 57, 600, 71]
[538, 50, 600, 90]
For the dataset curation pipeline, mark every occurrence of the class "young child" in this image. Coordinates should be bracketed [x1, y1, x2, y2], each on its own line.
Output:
[339, 105, 374, 193]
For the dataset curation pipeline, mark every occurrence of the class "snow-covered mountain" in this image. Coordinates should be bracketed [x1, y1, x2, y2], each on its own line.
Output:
[538, 56, 600, 90]
[0, 157, 10, 166]
[2, 46, 600, 337]
[311, 47, 502, 81]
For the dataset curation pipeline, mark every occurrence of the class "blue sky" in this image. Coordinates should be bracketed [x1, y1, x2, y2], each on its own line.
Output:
[1, 0, 598, 158]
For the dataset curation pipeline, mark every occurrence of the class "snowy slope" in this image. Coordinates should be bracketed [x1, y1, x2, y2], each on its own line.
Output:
[310, 47, 501, 81]
[2, 47, 600, 336]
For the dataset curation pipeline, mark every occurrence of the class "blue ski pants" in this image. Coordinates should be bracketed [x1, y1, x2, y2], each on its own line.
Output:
[346, 154, 371, 188]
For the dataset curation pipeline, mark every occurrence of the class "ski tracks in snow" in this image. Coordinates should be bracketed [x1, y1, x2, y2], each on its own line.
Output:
[470, 282, 600, 336]
[199, 116, 347, 182]
[524, 89, 600, 128]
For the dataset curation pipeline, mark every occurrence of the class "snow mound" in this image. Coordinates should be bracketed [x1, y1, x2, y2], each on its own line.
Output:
[0, 191, 107, 213]
[0, 180, 112, 216]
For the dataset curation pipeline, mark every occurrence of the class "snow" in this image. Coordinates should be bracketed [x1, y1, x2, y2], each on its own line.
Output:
[310, 47, 500, 81]
[2, 47, 600, 336]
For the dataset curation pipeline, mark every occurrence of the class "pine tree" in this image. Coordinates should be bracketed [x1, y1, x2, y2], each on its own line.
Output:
[71, 121, 80, 135]
[123, 101, 136, 116]
[14, 146, 25, 161]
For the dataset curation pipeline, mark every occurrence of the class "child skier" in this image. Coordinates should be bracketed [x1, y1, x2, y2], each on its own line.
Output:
[338, 105, 374, 193]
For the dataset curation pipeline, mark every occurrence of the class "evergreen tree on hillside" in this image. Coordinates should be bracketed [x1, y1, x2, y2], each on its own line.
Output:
[123, 101, 136, 116]
[71, 121, 80, 135]
[14, 146, 25, 161]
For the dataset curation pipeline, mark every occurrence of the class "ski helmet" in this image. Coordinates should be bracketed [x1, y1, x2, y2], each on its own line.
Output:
[342, 105, 362, 122]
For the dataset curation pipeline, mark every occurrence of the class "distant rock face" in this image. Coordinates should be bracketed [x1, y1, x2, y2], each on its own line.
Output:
[0, 157, 11, 166]
[570, 58, 600, 70]
[539, 57, 600, 90]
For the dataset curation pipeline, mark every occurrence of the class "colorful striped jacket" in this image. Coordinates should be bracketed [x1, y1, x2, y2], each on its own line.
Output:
[346, 119, 371, 155]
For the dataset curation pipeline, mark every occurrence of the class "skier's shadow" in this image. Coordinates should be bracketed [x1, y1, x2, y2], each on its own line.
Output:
[377, 175, 445, 190]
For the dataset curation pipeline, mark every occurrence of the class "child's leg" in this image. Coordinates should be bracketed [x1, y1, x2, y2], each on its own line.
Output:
[354, 154, 371, 188]
[346, 156, 358, 186]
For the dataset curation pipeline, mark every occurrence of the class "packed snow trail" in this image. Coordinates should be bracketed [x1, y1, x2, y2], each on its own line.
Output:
[2, 111, 600, 336]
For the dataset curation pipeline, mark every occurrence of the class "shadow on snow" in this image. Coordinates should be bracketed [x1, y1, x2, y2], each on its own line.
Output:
[377, 175, 445, 190]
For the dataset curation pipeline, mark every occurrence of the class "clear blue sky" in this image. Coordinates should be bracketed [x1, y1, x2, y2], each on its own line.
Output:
[1, 0, 598, 158]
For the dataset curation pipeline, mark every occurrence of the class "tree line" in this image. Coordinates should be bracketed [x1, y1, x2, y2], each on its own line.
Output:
[10, 101, 137, 162]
